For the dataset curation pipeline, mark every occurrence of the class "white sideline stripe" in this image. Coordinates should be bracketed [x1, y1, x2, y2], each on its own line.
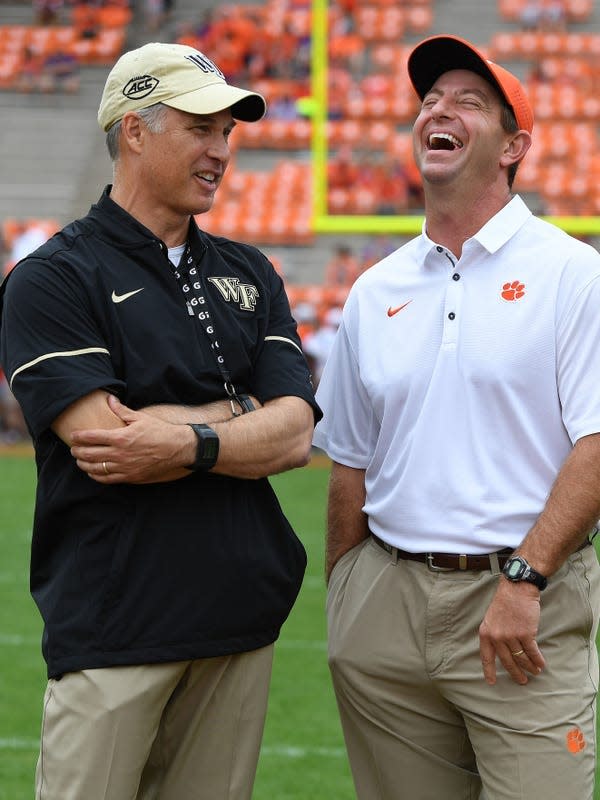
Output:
[302, 575, 324, 588]
[278, 639, 326, 650]
[0, 737, 38, 751]
[0, 740, 346, 758]
[0, 572, 27, 583]
[262, 745, 345, 758]
[0, 634, 38, 646]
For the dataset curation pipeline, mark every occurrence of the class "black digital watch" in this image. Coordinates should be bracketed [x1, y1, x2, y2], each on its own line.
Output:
[502, 555, 547, 591]
[185, 423, 220, 471]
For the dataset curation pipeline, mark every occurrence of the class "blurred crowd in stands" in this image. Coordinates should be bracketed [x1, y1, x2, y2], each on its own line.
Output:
[0, 0, 131, 92]
[518, 0, 567, 31]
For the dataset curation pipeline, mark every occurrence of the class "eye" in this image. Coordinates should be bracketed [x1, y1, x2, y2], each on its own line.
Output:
[461, 96, 482, 108]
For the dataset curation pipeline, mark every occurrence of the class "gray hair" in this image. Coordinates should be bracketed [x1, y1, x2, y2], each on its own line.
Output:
[105, 103, 169, 161]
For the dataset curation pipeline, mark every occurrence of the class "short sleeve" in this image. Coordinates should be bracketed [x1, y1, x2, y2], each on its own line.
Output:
[556, 270, 600, 443]
[0, 258, 125, 437]
[251, 265, 321, 419]
[312, 315, 377, 467]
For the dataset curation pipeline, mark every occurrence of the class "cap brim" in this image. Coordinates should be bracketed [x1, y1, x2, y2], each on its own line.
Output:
[165, 82, 266, 122]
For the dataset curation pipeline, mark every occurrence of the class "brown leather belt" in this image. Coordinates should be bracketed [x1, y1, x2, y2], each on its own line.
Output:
[371, 532, 593, 572]
[371, 533, 513, 572]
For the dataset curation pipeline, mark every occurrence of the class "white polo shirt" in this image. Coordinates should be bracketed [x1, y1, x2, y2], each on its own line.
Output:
[313, 196, 600, 553]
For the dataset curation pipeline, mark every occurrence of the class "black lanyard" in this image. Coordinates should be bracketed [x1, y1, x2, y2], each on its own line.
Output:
[171, 243, 253, 416]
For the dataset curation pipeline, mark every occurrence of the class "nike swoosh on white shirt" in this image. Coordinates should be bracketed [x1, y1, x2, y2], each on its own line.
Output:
[111, 288, 145, 303]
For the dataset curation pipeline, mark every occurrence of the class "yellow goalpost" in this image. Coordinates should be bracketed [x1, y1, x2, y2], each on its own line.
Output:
[307, 0, 600, 238]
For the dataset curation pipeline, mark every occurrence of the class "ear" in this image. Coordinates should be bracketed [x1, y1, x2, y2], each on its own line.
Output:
[500, 130, 532, 168]
[119, 112, 145, 155]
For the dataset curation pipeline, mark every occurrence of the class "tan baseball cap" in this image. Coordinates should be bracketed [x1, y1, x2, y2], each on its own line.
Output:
[408, 34, 534, 133]
[98, 42, 266, 131]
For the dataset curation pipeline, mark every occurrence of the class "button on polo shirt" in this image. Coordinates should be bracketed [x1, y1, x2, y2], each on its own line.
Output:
[314, 196, 600, 553]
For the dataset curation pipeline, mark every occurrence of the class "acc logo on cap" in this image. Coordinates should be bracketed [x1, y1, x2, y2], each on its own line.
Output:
[123, 75, 159, 99]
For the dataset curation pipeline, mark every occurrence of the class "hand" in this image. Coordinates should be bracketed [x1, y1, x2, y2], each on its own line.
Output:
[479, 579, 546, 685]
[70, 395, 194, 484]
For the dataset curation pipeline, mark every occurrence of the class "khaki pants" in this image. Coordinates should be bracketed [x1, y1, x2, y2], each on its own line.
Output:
[327, 538, 600, 800]
[36, 645, 274, 800]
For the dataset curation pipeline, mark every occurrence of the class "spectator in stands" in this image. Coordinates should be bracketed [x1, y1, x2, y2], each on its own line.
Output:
[144, 0, 167, 32]
[15, 46, 45, 93]
[33, 0, 63, 25]
[74, 3, 100, 39]
[0, 41, 318, 800]
[404, 157, 424, 208]
[314, 34, 600, 800]
[519, 0, 543, 30]
[267, 93, 300, 120]
[376, 159, 410, 215]
[359, 236, 398, 270]
[526, 59, 553, 86]
[328, 145, 359, 190]
[40, 48, 80, 93]
[541, 0, 567, 30]
[324, 243, 360, 286]
[303, 306, 343, 386]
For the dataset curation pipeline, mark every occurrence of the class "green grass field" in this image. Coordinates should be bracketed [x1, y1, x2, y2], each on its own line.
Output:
[0, 453, 598, 799]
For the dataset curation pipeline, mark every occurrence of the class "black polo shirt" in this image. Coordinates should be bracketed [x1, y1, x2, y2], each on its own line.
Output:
[0, 187, 319, 678]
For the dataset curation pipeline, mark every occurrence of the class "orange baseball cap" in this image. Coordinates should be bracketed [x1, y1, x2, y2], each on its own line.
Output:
[407, 34, 534, 133]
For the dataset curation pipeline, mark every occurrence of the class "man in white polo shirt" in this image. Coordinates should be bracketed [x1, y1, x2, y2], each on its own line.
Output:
[313, 34, 600, 799]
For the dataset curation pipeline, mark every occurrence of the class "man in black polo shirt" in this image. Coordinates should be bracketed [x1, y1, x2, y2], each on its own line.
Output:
[0, 42, 319, 800]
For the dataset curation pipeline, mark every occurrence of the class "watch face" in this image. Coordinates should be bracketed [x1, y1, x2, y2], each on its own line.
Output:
[506, 558, 525, 579]
[203, 436, 219, 461]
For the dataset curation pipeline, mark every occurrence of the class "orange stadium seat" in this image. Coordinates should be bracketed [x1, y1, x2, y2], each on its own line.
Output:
[328, 120, 364, 147]
[490, 31, 600, 59]
[353, 6, 405, 41]
[405, 6, 433, 33]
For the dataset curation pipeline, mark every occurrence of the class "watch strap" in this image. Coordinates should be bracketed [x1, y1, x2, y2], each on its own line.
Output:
[502, 556, 548, 591]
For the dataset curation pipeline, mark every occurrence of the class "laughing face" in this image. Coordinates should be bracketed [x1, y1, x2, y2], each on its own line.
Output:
[412, 69, 512, 191]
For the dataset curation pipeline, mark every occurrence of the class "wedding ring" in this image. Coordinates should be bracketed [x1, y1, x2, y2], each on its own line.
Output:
[511, 649, 524, 657]
[102, 461, 109, 475]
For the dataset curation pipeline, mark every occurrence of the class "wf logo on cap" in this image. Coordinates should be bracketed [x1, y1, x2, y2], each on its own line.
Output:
[123, 75, 159, 100]
[184, 53, 224, 79]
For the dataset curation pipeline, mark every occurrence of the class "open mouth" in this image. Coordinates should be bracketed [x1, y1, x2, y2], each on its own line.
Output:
[196, 172, 218, 186]
[428, 133, 464, 151]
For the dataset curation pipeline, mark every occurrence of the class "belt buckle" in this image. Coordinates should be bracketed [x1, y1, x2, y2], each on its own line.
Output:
[426, 553, 457, 573]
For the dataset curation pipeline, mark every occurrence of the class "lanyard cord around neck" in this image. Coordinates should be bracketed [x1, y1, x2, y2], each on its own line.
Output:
[170, 242, 253, 416]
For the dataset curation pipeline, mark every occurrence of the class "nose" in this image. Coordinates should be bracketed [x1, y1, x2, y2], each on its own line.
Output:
[427, 95, 453, 120]
[206, 135, 230, 161]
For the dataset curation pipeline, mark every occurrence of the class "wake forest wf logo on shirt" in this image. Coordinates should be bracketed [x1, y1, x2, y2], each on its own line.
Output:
[207, 277, 259, 311]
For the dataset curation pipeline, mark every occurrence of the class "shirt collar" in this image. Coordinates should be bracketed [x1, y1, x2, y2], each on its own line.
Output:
[90, 186, 208, 259]
[415, 195, 532, 261]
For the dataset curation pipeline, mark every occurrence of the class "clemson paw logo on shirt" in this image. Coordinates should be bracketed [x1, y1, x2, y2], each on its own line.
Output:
[566, 727, 586, 754]
[501, 280, 526, 301]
